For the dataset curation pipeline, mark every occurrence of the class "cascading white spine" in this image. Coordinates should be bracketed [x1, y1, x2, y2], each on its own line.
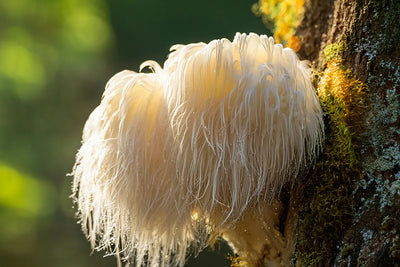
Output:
[71, 32, 324, 267]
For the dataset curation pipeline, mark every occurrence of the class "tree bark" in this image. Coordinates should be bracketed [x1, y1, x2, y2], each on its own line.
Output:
[290, 0, 400, 266]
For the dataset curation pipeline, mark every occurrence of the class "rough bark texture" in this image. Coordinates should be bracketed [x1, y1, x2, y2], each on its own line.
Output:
[291, 0, 400, 266]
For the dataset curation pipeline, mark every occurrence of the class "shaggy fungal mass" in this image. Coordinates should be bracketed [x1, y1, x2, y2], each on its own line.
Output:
[71, 33, 323, 266]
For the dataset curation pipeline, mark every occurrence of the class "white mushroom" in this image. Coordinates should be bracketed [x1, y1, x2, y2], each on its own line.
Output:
[71, 32, 324, 267]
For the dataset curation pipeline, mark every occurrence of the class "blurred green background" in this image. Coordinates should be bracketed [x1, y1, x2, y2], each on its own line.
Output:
[0, 0, 270, 266]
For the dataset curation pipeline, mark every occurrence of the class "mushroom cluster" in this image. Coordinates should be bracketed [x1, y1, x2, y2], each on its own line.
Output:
[71, 33, 323, 266]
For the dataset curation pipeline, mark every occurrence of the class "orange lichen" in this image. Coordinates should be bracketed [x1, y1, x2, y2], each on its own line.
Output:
[286, 35, 301, 52]
[253, 0, 305, 45]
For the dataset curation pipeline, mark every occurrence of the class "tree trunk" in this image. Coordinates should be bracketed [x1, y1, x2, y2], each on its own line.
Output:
[289, 0, 400, 266]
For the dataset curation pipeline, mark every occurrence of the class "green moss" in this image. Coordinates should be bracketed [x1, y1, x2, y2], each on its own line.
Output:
[324, 43, 345, 64]
[296, 44, 367, 266]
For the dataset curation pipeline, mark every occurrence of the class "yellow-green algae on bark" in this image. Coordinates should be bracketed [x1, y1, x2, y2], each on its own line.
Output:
[295, 43, 367, 266]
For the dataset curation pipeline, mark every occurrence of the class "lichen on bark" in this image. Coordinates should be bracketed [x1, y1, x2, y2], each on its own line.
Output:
[293, 0, 400, 265]
[295, 42, 367, 266]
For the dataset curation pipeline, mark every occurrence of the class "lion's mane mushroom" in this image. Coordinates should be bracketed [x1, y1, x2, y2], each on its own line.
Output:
[72, 33, 324, 267]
